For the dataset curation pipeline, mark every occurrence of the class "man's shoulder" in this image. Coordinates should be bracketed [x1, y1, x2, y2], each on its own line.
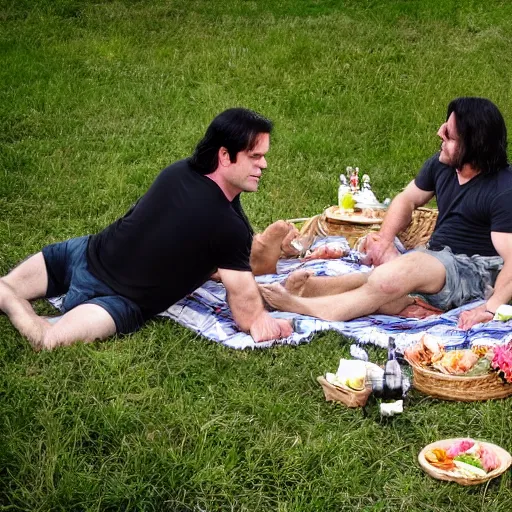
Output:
[489, 165, 512, 196]
[160, 157, 193, 174]
[156, 157, 207, 186]
[496, 164, 512, 181]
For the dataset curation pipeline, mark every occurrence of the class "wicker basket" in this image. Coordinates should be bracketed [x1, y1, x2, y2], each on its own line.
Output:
[405, 357, 512, 401]
[398, 207, 439, 250]
[418, 438, 512, 486]
[295, 206, 438, 249]
[317, 376, 372, 407]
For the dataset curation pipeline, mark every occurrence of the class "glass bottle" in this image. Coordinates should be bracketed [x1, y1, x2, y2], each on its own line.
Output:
[383, 336, 403, 400]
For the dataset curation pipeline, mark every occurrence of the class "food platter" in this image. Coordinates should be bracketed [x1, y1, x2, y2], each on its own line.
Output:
[325, 206, 384, 225]
[418, 438, 512, 486]
[404, 336, 512, 401]
[355, 202, 387, 210]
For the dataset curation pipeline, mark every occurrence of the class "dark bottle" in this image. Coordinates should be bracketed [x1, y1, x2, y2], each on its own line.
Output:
[382, 337, 403, 400]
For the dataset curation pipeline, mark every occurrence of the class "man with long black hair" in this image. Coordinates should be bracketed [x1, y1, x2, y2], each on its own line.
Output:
[0, 108, 292, 350]
[261, 97, 512, 329]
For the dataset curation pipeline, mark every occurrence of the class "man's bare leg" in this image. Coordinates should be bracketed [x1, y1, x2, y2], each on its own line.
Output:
[259, 251, 446, 321]
[0, 280, 116, 350]
[1, 252, 49, 301]
[250, 221, 298, 276]
[1, 252, 116, 350]
[375, 295, 415, 315]
[285, 270, 369, 297]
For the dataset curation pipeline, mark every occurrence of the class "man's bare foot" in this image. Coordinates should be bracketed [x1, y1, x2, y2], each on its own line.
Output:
[280, 225, 302, 258]
[259, 283, 303, 313]
[284, 270, 314, 297]
[251, 220, 294, 275]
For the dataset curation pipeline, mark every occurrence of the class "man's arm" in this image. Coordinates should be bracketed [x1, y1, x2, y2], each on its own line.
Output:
[365, 180, 434, 266]
[458, 231, 512, 329]
[217, 268, 293, 342]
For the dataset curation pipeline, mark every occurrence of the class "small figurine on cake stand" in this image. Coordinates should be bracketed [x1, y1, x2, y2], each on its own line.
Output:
[350, 167, 360, 192]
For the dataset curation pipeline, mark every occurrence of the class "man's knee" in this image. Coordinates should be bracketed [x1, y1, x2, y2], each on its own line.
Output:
[366, 256, 420, 296]
[0, 276, 14, 293]
[367, 252, 445, 297]
[262, 220, 290, 235]
[366, 270, 404, 296]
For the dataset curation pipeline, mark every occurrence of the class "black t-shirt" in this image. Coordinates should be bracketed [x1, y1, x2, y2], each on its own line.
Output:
[415, 153, 512, 256]
[87, 158, 253, 317]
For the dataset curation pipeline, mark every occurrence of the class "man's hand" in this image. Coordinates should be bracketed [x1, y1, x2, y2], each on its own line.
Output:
[217, 268, 294, 342]
[458, 304, 494, 330]
[362, 180, 434, 266]
[250, 313, 293, 343]
[360, 233, 400, 267]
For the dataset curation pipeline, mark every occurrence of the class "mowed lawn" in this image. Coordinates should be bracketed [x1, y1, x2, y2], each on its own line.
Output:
[1, 1, 512, 510]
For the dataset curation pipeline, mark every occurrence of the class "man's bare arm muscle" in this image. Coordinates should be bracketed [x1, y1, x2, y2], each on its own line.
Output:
[217, 268, 292, 342]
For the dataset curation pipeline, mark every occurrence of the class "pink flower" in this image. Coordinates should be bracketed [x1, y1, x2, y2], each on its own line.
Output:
[491, 341, 512, 383]
[446, 439, 474, 458]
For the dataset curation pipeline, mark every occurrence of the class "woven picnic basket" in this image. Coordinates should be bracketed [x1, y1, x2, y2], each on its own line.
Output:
[316, 376, 372, 408]
[397, 207, 439, 250]
[295, 206, 438, 249]
[404, 356, 512, 401]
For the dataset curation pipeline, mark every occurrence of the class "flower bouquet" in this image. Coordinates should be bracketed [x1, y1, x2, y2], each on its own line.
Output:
[404, 336, 512, 401]
[490, 341, 512, 383]
[418, 438, 512, 485]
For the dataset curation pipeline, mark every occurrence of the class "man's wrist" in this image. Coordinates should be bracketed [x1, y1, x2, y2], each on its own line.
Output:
[377, 232, 395, 245]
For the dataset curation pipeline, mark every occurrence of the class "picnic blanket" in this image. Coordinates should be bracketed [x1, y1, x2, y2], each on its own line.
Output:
[48, 237, 512, 353]
[157, 237, 512, 354]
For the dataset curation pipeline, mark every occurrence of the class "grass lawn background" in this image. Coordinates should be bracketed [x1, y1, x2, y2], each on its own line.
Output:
[1, 0, 512, 510]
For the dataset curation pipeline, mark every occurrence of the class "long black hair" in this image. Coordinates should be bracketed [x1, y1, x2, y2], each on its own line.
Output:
[190, 108, 273, 175]
[447, 97, 508, 175]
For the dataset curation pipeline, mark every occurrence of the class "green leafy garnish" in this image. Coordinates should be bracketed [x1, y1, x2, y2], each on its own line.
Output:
[454, 454, 483, 469]
[464, 358, 491, 376]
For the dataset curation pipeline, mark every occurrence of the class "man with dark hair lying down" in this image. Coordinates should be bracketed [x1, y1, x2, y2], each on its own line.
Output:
[0, 108, 292, 350]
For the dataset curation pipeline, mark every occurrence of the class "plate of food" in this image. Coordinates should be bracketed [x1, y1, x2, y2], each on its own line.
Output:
[418, 438, 511, 485]
[325, 206, 384, 224]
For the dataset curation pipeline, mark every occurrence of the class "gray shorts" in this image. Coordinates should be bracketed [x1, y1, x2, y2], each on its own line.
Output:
[415, 246, 503, 311]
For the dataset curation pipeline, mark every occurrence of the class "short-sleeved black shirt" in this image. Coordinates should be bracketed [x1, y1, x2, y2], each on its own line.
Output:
[87, 159, 253, 317]
[415, 153, 512, 256]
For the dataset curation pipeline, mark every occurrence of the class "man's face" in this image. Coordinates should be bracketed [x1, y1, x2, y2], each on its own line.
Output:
[224, 132, 270, 194]
[437, 112, 461, 168]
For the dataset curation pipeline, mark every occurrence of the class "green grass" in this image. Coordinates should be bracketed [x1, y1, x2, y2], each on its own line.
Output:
[1, 0, 512, 510]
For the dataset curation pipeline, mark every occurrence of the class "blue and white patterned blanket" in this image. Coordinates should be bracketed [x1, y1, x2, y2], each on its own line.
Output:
[47, 237, 512, 352]
[158, 237, 512, 354]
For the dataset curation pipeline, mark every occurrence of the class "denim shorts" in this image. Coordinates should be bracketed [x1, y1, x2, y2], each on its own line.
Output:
[42, 236, 145, 335]
[415, 246, 503, 311]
